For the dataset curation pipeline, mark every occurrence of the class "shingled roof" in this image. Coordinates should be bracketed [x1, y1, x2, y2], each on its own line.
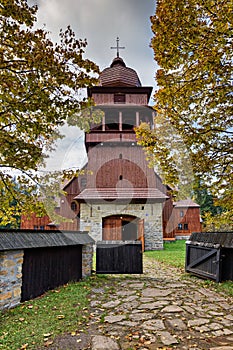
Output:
[0, 229, 94, 251]
[189, 231, 233, 248]
[75, 188, 168, 202]
[99, 56, 141, 87]
[173, 199, 200, 208]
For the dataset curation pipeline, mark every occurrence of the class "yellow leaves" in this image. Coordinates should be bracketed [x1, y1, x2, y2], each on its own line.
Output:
[44, 340, 54, 347]
[43, 332, 53, 346]
[1, 0, 100, 220]
[43, 333, 52, 338]
[56, 314, 65, 319]
[150, 0, 233, 203]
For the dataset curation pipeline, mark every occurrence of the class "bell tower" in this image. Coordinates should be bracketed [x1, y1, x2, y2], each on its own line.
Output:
[75, 44, 167, 250]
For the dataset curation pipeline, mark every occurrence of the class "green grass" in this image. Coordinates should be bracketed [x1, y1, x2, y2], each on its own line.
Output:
[0, 276, 101, 350]
[145, 240, 233, 297]
[145, 240, 186, 269]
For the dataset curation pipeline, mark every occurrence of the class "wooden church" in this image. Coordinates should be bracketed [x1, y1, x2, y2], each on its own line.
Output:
[21, 44, 201, 250]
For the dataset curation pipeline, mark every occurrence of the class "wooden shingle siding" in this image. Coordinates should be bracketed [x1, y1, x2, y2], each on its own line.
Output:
[86, 144, 158, 189]
[91, 93, 148, 105]
[96, 159, 148, 188]
[126, 94, 148, 105]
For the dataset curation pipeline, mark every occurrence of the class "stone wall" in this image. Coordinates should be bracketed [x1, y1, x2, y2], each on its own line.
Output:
[79, 202, 164, 250]
[0, 250, 24, 310]
[82, 243, 94, 277]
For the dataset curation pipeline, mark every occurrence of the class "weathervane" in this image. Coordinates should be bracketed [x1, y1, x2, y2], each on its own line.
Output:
[110, 37, 125, 57]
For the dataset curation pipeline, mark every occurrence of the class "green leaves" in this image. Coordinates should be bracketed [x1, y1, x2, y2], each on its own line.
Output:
[0, 0, 100, 224]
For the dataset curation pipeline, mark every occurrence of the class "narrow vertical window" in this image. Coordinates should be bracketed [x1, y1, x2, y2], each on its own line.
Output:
[178, 223, 183, 230]
[71, 202, 77, 211]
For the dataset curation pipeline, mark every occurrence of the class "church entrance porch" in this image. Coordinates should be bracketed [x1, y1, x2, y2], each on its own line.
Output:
[79, 202, 164, 251]
[102, 215, 144, 250]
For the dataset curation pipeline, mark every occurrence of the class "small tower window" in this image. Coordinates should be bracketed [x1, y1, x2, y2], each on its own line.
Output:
[114, 94, 125, 103]
[180, 210, 184, 217]
[184, 223, 189, 230]
[119, 175, 123, 180]
[119, 153, 122, 159]
[71, 202, 77, 211]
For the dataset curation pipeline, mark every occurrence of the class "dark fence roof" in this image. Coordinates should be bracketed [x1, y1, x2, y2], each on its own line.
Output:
[97, 240, 142, 248]
[0, 229, 94, 251]
[188, 232, 233, 248]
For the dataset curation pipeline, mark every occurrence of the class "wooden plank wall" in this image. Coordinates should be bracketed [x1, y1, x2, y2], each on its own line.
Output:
[96, 242, 143, 274]
[21, 245, 82, 301]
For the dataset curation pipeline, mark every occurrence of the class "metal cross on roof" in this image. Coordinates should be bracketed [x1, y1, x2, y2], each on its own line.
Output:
[110, 37, 125, 57]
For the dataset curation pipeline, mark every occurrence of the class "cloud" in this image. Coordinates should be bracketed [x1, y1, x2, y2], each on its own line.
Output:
[44, 126, 87, 171]
[32, 0, 157, 88]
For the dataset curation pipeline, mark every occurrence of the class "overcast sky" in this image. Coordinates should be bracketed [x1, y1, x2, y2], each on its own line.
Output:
[31, 0, 158, 171]
[33, 0, 157, 89]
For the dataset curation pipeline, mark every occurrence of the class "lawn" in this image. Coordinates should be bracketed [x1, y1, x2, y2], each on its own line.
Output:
[145, 239, 186, 269]
[0, 276, 101, 350]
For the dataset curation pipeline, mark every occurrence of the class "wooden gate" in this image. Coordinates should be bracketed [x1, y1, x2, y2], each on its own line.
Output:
[21, 245, 82, 301]
[185, 244, 222, 282]
[96, 241, 143, 274]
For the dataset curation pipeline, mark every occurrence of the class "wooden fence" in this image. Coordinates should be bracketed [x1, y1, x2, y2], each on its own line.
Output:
[185, 232, 233, 282]
[21, 245, 82, 301]
[96, 241, 143, 274]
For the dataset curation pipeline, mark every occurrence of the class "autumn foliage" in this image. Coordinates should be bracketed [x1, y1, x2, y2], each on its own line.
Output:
[0, 0, 99, 225]
[136, 0, 233, 227]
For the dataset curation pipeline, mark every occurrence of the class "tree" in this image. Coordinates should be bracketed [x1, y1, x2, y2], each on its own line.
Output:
[0, 0, 100, 226]
[136, 0, 233, 224]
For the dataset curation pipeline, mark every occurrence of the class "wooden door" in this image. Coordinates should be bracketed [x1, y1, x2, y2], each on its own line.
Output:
[103, 218, 122, 240]
[138, 219, 145, 251]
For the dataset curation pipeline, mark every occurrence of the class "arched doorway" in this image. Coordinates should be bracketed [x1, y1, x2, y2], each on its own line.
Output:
[102, 215, 144, 249]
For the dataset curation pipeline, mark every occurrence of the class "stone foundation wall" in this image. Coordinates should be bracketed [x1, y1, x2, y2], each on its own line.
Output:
[82, 243, 94, 277]
[79, 202, 164, 250]
[0, 250, 24, 310]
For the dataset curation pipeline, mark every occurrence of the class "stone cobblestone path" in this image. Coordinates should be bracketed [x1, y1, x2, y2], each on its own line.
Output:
[49, 256, 233, 350]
